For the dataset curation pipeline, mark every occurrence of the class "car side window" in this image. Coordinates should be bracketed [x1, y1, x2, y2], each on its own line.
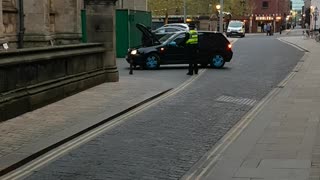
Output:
[155, 28, 165, 33]
[172, 34, 186, 46]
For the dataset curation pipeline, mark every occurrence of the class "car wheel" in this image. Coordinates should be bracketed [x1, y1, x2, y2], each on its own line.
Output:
[145, 53, 160, 69]
[210, 54, 225, 69]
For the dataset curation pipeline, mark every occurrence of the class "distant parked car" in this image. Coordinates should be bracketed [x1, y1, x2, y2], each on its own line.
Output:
[126, 24, 233, 69]
[162, 23, 190, 31]
[152, 26, 186, 39]
[226, 20, 245, 38]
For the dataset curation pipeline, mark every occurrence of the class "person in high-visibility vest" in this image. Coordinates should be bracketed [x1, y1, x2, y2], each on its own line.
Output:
[185, 25, 199, 75]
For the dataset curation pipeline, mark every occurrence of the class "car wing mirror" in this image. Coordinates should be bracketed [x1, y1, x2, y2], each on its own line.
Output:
[168, 41, 177, 47]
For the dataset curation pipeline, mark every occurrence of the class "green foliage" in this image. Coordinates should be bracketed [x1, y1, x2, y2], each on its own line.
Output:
[148, 0, 256, 18]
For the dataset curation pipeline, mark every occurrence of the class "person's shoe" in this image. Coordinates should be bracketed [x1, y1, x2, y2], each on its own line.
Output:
[195, 71, 198, 74]
[187, 72, 193, 75]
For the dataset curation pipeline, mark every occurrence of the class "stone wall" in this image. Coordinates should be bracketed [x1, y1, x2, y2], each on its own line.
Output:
[0, 43, 119, 121]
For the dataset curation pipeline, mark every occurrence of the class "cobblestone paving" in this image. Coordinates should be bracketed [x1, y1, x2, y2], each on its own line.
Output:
[25, 37, 304, 179]
[0, 64, 188, 161]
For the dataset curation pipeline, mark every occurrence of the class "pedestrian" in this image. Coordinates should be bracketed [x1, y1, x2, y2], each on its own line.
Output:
[266, 23, 271, 36]
[184, 24, 199, 75]
[263, 24, 267, 33]
[279, 25, 282, 34]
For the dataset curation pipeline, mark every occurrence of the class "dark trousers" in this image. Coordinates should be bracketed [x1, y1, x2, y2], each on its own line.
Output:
[185, 44, 198, 74]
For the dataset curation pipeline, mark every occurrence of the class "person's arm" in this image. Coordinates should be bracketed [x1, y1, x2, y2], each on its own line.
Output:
[183, 32, 190, 46]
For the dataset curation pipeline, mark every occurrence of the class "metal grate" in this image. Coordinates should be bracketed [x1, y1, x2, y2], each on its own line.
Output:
[216, 95, 257, 106]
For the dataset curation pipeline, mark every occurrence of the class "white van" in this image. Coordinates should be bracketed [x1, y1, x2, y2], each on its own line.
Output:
[226, 20, 245, 38]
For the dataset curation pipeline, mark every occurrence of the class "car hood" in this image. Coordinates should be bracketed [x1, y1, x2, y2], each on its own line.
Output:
[136, 23, 161, 46]
[228, 27, 242, 30]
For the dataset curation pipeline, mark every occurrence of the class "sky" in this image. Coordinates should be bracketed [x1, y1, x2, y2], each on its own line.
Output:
[291, 0, 304, 11]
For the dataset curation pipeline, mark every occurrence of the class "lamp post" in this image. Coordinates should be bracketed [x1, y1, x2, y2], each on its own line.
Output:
[219, 0, 224, 33]
[184, 0, 186, 23]
[216, 4, 222, 32]
[314, 7, 318, 30]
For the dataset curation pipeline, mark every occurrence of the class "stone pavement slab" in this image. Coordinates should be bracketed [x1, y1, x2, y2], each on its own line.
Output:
[191, 35, 320, 180]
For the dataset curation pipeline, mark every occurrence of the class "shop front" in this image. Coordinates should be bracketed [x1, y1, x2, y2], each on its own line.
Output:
[250, 15, 282, 33]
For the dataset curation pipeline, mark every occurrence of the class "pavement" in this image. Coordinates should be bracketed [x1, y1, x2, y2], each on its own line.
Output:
[1, 28, 320, 180]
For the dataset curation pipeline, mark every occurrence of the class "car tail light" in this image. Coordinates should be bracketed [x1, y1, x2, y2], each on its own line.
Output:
[227, 44, 232, 49]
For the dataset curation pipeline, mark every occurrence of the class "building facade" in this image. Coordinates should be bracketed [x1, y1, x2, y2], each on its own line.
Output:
[249, 0, 291, 33]
[310, 0, 320, 30]
[0, 0, 83, 49]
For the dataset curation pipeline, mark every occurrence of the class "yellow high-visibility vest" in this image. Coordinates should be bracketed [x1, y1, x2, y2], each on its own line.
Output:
[186, 30, 198, 45]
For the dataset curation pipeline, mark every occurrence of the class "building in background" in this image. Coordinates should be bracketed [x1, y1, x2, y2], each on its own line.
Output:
[249, 0, 290, 33]
[310, 0, 319, 30]
[0, 0, 83, 49]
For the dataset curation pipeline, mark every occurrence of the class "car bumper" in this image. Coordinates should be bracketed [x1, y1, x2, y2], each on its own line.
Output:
[225, 50, 233, 62]
[226, 32, 244, 36]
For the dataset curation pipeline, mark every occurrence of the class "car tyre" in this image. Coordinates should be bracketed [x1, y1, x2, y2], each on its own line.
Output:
[144, 53, 160, 69]
[210, 54, 225, 69]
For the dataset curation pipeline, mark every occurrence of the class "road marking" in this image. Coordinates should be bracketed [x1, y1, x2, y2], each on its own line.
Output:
[217, 95, 257, 106]
[182, 51, 303, 180]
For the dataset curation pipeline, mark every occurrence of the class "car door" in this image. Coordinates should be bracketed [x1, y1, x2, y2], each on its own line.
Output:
[163, 33, 186, 64]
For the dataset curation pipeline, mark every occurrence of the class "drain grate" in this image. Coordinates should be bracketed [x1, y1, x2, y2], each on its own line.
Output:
[216, 95, 257, 106]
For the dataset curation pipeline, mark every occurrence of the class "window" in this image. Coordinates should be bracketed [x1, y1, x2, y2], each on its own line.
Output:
[173, 34, 186, 45]
[262, 1, 269, 8]
[154, 28, 165, 33]
[165, 28, 178, 32]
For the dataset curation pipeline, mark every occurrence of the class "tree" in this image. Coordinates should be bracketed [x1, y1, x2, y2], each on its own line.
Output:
[148, 0, 183, 24]
[224, 0, 256, 18]
[148, 0, 256, 21]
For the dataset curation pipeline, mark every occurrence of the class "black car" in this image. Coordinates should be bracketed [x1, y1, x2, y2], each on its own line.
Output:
[126, 24, 233, 69]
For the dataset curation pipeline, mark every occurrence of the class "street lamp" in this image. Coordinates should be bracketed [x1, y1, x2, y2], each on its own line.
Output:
[216, 5, 221, 32]
[314, 7, 318, 30]
[184, 0, 186, 23]
[219, 0, 224, 33]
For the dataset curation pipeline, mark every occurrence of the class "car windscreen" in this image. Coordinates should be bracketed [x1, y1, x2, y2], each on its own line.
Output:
[228, 22, 242, 28]
[158, 33, 175, 43]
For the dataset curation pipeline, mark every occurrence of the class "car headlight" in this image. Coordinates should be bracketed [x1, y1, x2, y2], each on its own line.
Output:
[238, 29, 243, 32]
[227, 29, 231, 32]
[131, 50, 138, 55]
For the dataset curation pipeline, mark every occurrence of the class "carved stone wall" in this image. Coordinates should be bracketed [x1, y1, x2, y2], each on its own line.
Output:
[0, 0, 83, 48]
[0, 0, 4, 42]
[1, 0, 17, 47]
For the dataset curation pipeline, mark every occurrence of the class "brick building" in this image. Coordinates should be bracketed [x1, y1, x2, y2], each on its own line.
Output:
[249, 0, 291, 33]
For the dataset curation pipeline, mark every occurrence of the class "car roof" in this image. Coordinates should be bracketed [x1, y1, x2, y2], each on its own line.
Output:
[229, 20, 243, 23]
[154, 26, 186, 31]
[163, 23, 189, 29]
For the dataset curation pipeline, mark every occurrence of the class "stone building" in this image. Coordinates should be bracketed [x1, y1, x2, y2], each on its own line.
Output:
[0, 0, 83, 49]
